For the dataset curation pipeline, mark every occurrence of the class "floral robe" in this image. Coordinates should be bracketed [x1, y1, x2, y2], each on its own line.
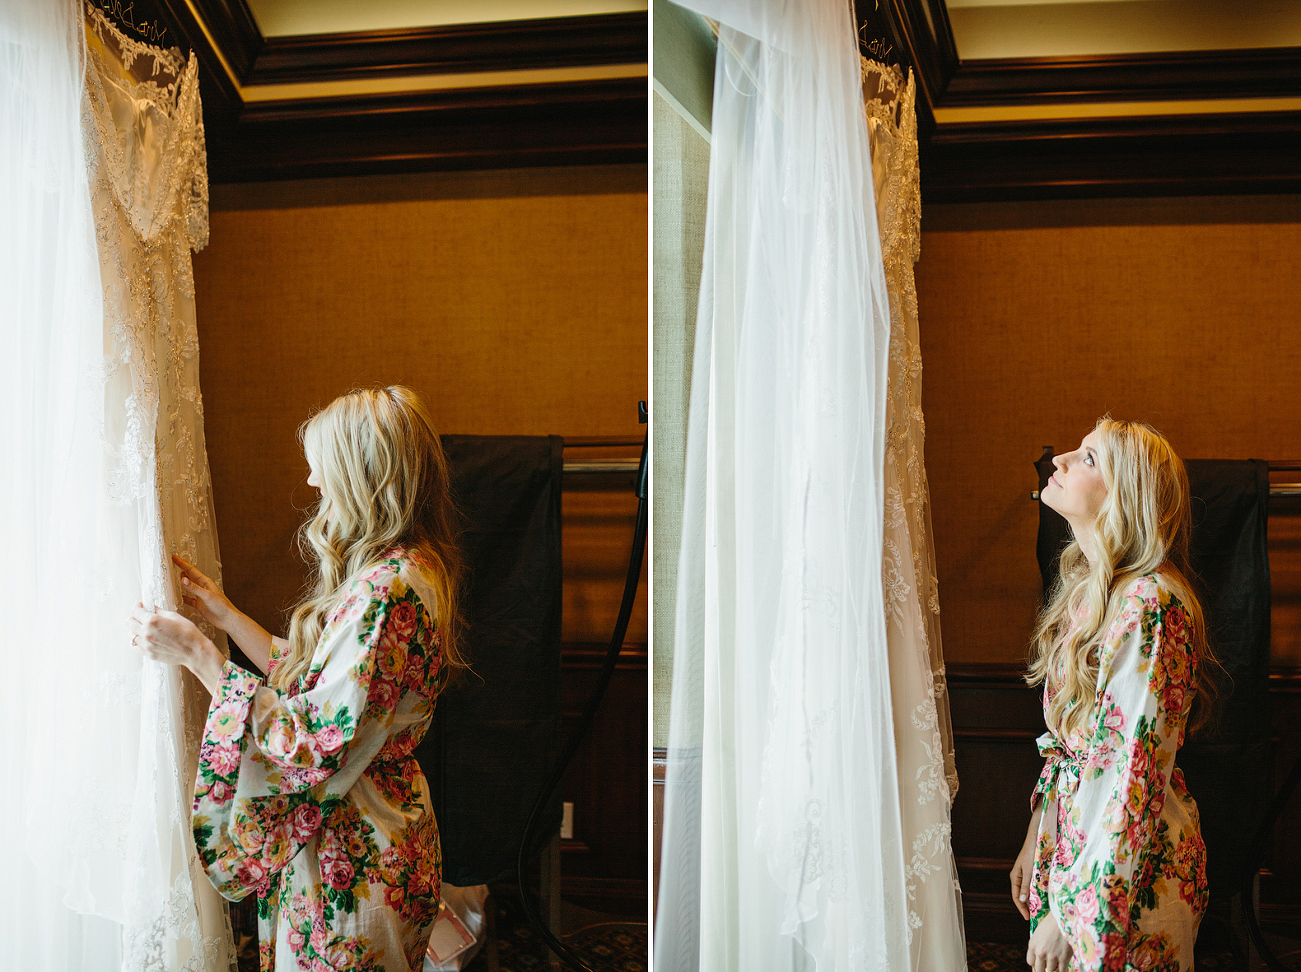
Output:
[1028, 574, 1210, 972]
[192, 549, 449, 972]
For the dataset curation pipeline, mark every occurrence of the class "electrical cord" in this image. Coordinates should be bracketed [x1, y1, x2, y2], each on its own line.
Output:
[1242, 748, 1301, 970]
[515, 403, 649, 972]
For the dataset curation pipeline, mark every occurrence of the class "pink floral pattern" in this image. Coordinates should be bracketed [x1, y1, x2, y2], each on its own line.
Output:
[192, 549, 450, 971]
[1028, 575, 1209, 972]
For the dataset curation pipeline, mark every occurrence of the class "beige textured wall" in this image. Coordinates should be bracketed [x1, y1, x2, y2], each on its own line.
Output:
[915, 195, 1301, 668]
[194, 165, 648, 644]
[651, 93, 709, 749]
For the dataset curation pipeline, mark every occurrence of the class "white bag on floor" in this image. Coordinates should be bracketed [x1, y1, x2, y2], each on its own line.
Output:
[424, 884, 490, 971]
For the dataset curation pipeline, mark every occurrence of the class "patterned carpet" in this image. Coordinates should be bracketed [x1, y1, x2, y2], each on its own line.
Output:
[965, 909, 1301, 972]
[235, 895, 1298, 972]
[231, 891, 648, 972]
[464, 890, 646, 972]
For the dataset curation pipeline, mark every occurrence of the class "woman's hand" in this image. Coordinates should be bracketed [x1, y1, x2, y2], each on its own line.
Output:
[1010, 805, 1043, 920]
[129, 601, 224, 694]
[1026, 909, 1073, 972]
[173, 554, 237, 631]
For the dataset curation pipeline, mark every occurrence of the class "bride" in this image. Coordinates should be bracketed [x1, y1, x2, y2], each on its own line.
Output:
[130, 385, 465, 970]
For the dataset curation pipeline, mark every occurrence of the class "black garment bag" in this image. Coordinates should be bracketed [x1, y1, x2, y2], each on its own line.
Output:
[416, 434, 565, 886]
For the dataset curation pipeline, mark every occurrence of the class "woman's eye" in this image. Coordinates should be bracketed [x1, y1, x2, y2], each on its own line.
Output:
[1085, 455, 1094, 466]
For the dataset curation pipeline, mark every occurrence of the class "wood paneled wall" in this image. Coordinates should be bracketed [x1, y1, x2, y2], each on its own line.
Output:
[193, 164, 648, 909]
[948, 665, 1301, 943]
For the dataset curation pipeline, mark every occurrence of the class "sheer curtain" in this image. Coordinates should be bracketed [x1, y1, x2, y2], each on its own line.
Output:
[0, 1, 234, 968]
[654, 0, 910, 968]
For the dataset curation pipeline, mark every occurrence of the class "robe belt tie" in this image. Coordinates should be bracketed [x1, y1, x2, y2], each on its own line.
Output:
[1032, 731, 1083, 813]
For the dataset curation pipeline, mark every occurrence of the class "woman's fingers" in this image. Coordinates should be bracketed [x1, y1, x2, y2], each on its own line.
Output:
[172, 553, 214, 591]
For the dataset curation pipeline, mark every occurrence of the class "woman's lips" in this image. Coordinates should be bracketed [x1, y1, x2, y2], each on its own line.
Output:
[1049, 474, 1060, 487]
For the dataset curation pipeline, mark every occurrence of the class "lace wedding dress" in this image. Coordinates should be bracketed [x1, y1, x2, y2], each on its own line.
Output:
[864, 57, 966, 970]
[40, 6, 236, 968]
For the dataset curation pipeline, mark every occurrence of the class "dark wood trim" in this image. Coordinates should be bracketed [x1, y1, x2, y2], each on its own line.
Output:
[557, 875, 647, 911]
[189, 0, 262, 83]
[250, 13, 648, 85]
[562, 642, 648, 669]
[942, 47, 1301, 108]
[886, 0, 959, 128]
[206, 77, 647, 183]
[920, 109, 1301, 202]
[130, 0, 646, 180]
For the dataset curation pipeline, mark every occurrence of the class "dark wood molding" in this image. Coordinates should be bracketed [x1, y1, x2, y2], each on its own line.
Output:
[190, 0, 262, 83]
[562, 642, 648, 669]
[211, 76, 646, 182]
[921, 109, 1301, 202]
[251, 13, 648, 85]
[942, 47, 1301, 108]
[127, 0, 646, 180]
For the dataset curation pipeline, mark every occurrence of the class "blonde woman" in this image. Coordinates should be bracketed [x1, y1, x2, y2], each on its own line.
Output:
[129, 385, 465, 971]
[1008, 418, 1217, 972]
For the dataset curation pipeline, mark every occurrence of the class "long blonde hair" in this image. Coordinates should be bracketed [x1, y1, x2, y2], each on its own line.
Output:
[271, 385, 466, 692]
[1026, 417, 1222, 742]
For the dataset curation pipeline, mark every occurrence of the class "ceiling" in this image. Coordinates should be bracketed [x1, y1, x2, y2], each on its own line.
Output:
[245, 0, 648, 37]
[944, 0, 1301, 59]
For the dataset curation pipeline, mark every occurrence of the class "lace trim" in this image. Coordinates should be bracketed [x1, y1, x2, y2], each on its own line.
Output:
[84, 2, 209, 251]
[79, 10, 230, 967]
[862, 57, 920, 267]
[865, 54, 964, 947]
[85, 2, 185, 82]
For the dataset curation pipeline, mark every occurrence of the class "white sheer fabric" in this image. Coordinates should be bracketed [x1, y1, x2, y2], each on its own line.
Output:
[654, 1, 910, 968]
[864, 57, 967, 969]
[0, 1, 234, 968]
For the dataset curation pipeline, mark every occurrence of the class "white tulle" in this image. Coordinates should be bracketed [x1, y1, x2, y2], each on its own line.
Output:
[0, 1, 233, 968]
[654, 0, 913, 968]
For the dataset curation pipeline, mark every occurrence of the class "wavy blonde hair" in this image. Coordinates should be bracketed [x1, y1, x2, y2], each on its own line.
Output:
[1026, 417, 1222, 743]
[270, 385, 466, 692]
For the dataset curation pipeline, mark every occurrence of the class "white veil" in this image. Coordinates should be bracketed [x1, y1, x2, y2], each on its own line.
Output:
[654, 0, 909, 967]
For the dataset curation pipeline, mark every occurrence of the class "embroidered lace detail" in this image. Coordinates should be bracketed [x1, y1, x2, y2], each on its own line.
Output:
[864, 55, 965, 951]
[81, 3, 231, 969]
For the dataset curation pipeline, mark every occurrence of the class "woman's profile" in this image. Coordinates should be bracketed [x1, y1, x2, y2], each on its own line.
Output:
[129, 384, 465, 970]
[1010, 417, 1219, 972]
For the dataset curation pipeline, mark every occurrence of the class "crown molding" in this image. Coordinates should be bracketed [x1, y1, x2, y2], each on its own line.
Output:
[943, 47, 1301, 107]
[250, 13, 648, 85]
[921, 108, 1301, 202]
[124, 0, 647, 182]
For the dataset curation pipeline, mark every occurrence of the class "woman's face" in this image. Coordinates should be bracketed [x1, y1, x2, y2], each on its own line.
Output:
[306, 455, 325, 500]
[1043, 428, 1108, 524]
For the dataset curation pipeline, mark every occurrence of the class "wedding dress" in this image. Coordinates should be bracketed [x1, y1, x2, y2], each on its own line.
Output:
[0, 3, 234, 967]
[864, 56, 967, 970]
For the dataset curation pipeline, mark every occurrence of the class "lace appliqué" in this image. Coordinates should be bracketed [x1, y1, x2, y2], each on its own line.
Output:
[864, 55, 965, 949]
[82, 3, 232, 970]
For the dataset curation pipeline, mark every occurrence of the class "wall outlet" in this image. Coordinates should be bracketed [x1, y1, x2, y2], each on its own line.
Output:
[560, 802, 574, 840]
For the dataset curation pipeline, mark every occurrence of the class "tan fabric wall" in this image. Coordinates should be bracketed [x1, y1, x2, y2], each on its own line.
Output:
[193, 165, 648, 644]
[915, 195, 1301, 667]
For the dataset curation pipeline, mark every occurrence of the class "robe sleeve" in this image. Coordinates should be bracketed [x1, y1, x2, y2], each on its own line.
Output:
[190, 564, 430, 900]
[1044, 577, 1196, 972]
